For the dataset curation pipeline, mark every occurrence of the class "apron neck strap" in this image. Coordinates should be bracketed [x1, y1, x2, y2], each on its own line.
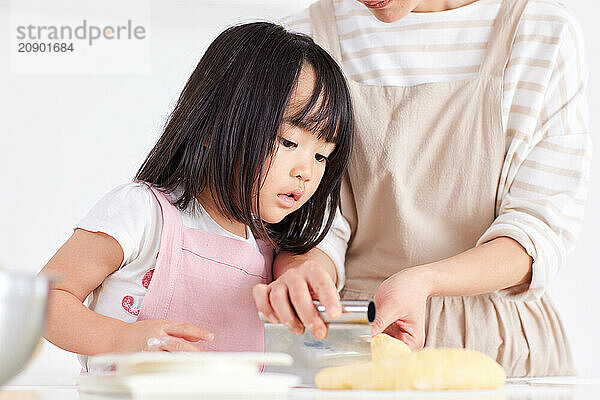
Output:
[142, 182, 184, 230]
[309, 0, 342, 63]
[479, 0, 529, 77]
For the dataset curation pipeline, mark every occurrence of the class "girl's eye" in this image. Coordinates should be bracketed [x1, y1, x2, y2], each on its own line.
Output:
[281, 138, 297, 149]
[315, 153, 328, 163]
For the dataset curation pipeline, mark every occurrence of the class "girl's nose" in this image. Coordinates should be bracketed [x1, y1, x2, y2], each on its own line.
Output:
[291, 156, 313, 182]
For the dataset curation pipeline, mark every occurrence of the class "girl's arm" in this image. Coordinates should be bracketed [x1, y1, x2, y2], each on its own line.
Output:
[253, 206, 350, 339]
[253, 247, 342, 339]
[41, 229, 213, 355]
[273, 247, 338, 282]
[42, 229, 126, 354]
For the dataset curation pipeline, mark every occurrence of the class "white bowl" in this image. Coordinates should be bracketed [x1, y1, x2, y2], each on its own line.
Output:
[0, 269, 53, 385]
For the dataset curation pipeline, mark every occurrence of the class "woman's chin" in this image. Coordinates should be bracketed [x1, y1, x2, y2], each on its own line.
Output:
[370, 9, 410, 23]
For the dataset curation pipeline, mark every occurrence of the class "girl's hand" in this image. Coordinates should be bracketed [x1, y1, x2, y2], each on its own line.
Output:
[371, 267, 434, 350]
[114, 320, 214, 352]
[253, 250, 342, 339]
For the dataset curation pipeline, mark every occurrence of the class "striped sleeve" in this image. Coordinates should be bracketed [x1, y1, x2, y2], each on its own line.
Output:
[478, 6, 591, 301]
[316, 206, 351, 291]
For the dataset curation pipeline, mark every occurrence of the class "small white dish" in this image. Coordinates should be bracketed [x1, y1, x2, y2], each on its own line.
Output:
[79, 352, 299, 397]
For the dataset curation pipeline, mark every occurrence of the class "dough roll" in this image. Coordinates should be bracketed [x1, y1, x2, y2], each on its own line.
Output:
[315, 334, 506, 390]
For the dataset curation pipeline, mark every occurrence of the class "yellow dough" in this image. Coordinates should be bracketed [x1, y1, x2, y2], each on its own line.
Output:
[370, 333, 411, 362]
[315, 334, 506, 390]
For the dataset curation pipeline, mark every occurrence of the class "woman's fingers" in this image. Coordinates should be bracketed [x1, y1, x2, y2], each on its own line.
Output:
[252, 283, 278, 323]
[287, 278, 327, 339]
[164, 322, 214, 342]
[269, 283, 304, 334]
[382, 321, 423, 350]
[371, 274, 427, 350]
[371, 292, 399, 336]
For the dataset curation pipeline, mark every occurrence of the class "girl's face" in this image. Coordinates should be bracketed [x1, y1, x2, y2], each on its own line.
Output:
[258, 66, 336, 224]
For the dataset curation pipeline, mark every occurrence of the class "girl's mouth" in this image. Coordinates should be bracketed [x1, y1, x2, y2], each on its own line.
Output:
[277, 190, 303, 208]
[277, 193, 296, 208]
[362, 0, 392, 9]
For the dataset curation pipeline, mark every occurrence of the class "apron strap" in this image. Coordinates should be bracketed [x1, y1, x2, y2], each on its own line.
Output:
[479, 0, 530, 77]
[309, 0, 342, 63]
[142, 182, 184, 254]
[142, 183, 184, 228]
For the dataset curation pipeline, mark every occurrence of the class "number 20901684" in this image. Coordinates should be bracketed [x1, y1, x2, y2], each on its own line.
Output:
[18, 42, 74, 52]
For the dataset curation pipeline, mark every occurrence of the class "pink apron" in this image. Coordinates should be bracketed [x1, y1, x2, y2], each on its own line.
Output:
[137, 184, 273, 352]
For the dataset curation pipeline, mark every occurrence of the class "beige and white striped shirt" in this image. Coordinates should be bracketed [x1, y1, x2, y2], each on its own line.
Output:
[301, 0, 591, 299]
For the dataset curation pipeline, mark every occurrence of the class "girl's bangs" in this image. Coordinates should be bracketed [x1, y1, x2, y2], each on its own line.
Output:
[286, 61, 347, 144]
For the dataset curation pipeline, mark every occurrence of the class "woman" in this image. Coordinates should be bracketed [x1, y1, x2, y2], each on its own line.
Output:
[253, 0, 590, 376]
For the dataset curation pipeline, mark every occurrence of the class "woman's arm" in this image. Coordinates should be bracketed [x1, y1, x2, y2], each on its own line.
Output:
[370, 236, 532, 349]
[422, 236, 532, 298]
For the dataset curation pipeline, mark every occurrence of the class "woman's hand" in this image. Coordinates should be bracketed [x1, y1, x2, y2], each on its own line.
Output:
[114, 320, 214, 353]
[253, 249, 342, 339]
[372, 238, 533, 350]
[371, 267, 434, 350]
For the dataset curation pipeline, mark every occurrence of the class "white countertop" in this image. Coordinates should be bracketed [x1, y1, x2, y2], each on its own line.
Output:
[3, 378, 600, 400]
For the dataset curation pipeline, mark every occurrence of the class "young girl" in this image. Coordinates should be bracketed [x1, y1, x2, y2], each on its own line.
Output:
[40, 22, 352, 370]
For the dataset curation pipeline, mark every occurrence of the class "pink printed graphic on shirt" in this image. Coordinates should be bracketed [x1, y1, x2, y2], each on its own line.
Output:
[142, 269, 154, 289]
[122, 295, 140, 316]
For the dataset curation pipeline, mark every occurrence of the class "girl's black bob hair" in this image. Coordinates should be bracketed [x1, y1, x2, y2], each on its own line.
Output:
[136, 22, 353, 254]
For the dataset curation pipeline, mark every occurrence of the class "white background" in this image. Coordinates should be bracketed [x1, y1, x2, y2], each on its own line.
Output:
[1, 0, 598, 384]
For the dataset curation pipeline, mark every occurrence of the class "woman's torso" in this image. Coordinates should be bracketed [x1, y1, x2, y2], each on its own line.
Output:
[299, 0, 582, 376]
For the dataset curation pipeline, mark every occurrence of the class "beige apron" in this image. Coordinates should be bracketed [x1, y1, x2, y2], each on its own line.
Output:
[309, 0, 575, 377]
